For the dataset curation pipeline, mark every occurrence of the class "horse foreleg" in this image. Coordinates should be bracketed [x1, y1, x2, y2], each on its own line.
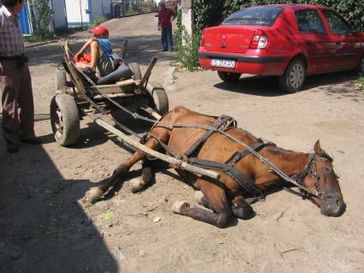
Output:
[195, 191, 255, 220]
[172, 179, 236, 228]
[231, 195, 255, 219]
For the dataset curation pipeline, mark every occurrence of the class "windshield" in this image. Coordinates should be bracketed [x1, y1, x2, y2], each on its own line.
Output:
[223, 6, 283, 26]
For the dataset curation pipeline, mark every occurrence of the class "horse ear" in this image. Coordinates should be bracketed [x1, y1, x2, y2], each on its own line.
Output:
[314, 140, 333, 162]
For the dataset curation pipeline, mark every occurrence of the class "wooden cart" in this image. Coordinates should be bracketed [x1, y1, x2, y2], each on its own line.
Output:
[50, 40, 169, 146]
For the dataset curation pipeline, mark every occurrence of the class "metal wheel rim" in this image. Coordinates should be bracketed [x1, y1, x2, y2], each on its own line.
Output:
[289, 63, 304, 88]
[55, 108, 64, 139]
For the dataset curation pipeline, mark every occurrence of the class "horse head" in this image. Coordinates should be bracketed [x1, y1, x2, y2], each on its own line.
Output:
[300, 140, 346, 217]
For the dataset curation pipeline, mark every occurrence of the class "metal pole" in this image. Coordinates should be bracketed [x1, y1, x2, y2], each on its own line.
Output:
[79, 0, 83, 28]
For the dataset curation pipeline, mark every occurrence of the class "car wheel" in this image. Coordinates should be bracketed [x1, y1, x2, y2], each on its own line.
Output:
[279, 58, 306, 93]
[218, 71, 241, 83]
[146, 81, 169, 115]
[50, 94, 80, 146]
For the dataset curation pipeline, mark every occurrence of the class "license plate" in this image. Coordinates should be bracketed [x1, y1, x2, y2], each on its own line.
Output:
[211, 59, 235, 68]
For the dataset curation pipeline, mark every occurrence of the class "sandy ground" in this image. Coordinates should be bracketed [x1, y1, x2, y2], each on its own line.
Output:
[1, 14, 364, 273]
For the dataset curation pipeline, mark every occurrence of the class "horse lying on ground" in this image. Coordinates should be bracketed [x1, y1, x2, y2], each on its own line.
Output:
[85, 106, 346, 228]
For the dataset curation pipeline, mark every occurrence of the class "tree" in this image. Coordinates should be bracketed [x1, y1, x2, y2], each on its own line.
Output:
[29, 0, 52, 37]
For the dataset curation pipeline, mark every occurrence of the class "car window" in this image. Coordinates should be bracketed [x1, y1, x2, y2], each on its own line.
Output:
[223, 6, 283, 26]
[322, 10, 352, 35]
[295, 9, 326, 34]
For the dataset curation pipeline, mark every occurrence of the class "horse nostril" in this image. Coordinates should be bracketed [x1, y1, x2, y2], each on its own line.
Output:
[336, 199, 340, 207]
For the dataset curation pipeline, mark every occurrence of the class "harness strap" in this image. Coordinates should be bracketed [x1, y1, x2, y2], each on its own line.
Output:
[188, 157, 264, 199]
[225, 140, 267, 165]
[184, 115, 236, 157]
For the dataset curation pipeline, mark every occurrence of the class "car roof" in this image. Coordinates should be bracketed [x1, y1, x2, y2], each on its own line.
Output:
[248, 4, 329, 11]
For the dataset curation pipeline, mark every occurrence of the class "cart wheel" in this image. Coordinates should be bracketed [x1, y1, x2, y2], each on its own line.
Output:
[50, 94, 80, 146]
[146, 81, 169, 115]
[55, 69, 67, 91]
[129, 62, 142, 81]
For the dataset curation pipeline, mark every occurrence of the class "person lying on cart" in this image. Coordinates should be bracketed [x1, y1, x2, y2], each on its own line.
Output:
[73, 26, 115, 80]
[73, 25, 133, 85]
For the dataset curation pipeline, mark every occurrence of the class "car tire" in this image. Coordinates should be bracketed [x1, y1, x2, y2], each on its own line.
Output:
[146, 81, 169, 115]
[279, 58, 306, 93]
[218, 71, 241, 83]
[50, 94, 80, 146]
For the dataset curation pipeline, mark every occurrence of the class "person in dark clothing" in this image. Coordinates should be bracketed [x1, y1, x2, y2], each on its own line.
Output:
[157, 2, 175, 52]
[0, 0, 41, 153]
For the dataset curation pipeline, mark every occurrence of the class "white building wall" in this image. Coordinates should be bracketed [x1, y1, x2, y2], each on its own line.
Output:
[51, 0, 67, 29]
[91, 0, 112, 21]
[65, 0, 90, 26]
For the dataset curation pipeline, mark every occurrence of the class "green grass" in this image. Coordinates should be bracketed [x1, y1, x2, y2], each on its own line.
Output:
[355, 75, 364, 91]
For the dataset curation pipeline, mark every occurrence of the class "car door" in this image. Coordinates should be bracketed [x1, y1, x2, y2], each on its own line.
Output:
[321, 9, 360, 70]
[295, 9, 333, 73]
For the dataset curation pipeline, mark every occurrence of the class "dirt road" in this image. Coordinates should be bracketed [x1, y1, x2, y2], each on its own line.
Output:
[1, 14, 364, 273]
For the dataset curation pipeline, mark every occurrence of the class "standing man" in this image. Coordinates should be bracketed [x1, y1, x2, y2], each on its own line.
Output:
[157, 2, 175, 52]
[0, 0, 40, 153]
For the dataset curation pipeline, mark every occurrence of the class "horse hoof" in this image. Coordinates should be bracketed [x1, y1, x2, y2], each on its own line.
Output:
[172, 200, 190, 214]
[85, 187, 103, 204]
[194, 191, 205, 204]
[130, 177, 146, 193]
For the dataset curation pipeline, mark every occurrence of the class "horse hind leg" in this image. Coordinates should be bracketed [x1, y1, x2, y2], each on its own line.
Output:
[84, 137, 162, 203]
[130, 158, 156, 193]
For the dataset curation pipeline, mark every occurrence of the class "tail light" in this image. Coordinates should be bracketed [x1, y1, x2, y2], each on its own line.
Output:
[249, 30, 268, 49]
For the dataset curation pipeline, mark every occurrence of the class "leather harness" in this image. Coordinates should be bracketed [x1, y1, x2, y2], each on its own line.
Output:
[182, 115, 267, 199]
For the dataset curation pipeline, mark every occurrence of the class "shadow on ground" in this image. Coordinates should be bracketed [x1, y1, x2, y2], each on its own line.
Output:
[214, 71, 362, 98]
[0, 119, 119, 273]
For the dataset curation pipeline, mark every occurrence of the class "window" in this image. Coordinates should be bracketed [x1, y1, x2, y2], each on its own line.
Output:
[322, 10, 352, 35]
[295, 9, 326, 34]
[223, 6, 283, 26]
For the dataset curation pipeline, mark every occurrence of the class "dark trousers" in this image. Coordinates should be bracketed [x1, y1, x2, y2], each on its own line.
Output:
[0, 61, 35, 144]
[161, 26, 173, 51]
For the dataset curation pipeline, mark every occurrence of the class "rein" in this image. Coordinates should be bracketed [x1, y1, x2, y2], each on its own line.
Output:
[151, 119, 329, 200]
[69, 70, 327, 200]
[149, 117, 327, 200]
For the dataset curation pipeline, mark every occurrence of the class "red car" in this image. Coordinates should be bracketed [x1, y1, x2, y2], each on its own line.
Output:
[198, 4, 364, 92]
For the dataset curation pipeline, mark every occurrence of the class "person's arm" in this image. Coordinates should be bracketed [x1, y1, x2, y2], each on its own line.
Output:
[88, 40, 99, 71]
[157, 13, 161, 31]
[170, 9, 176, 22]
[74, 38, 94, 60]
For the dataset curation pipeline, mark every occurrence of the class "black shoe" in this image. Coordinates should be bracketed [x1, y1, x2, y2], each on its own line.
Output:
[20, 136, 42, 145]
[7, 142, 19, 153]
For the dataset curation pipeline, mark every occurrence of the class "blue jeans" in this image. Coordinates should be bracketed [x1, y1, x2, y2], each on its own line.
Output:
[161, 26, 173, 51]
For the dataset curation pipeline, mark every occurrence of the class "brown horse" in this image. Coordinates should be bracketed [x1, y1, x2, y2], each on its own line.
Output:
[85, 106, 346, 228]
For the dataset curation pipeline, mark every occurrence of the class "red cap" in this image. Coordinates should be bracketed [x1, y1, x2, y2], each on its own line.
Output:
[89, 26, 109, 38]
